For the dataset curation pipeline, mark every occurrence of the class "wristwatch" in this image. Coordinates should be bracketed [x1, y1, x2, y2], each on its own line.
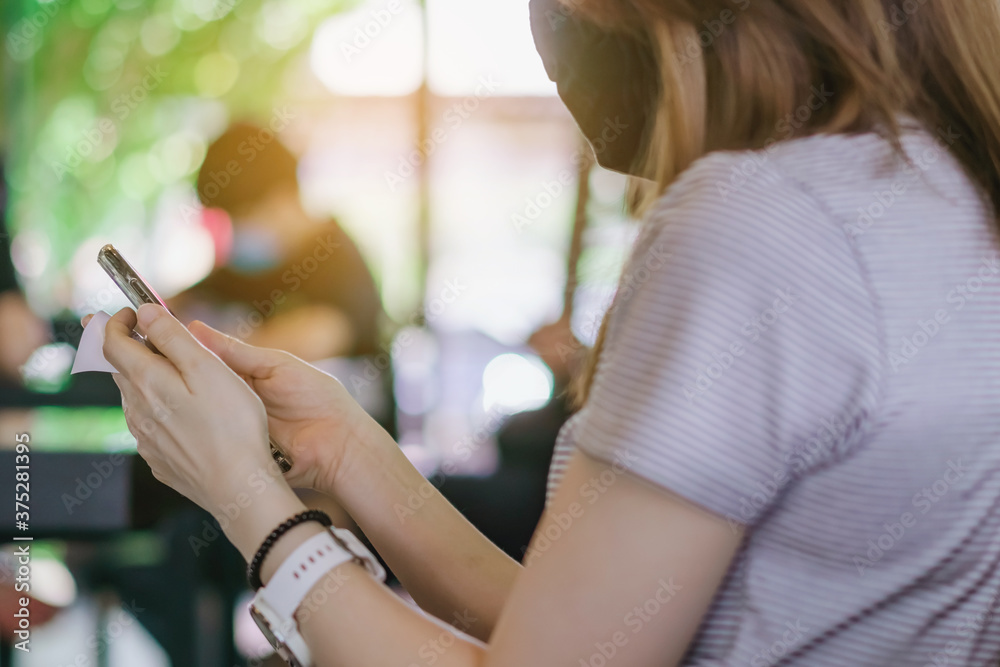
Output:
[249, 527, 386, 666]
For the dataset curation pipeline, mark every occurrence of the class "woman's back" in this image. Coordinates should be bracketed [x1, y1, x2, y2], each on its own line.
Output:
[549, 123, 1000, 665]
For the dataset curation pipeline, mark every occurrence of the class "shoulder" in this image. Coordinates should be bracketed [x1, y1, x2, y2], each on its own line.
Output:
[578, 145, 888, 491]
[646, 132, 897, 231]
[609, 141, 887, 393]
[656, 129, 907, 207]
[631, 144, 863, 294]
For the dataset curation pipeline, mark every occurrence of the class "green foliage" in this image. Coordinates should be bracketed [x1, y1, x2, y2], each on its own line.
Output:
[2, 0, 355, 303]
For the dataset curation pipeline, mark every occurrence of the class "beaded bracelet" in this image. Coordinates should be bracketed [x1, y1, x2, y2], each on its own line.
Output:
[247, 509, 333, 591]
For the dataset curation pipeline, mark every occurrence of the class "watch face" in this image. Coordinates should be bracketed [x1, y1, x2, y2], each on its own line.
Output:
[251, 605, 303, 667]
[250, 606, 282, 647]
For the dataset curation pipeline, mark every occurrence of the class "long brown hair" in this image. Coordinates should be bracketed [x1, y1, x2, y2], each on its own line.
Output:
[572, 0, 1000, 406]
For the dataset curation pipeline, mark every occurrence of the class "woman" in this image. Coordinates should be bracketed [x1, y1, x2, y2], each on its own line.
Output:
[98, 0, 1000, 664]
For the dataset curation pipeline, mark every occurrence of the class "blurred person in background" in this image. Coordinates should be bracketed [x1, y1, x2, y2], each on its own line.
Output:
[0, 162, 50, 385]
[173, 123, 389, 543]
[497, 315, 582, 470]
[94, 0, 1000, 664]
[0, 162, 59, 660]
[173, 123, 383, 363]
[439, 316, 584, 560]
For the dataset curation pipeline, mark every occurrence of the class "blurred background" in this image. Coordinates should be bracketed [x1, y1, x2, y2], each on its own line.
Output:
[0, 0, 638, 664]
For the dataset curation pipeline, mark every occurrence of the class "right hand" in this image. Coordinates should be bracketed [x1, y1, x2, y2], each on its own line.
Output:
[190, 321, 386, 494]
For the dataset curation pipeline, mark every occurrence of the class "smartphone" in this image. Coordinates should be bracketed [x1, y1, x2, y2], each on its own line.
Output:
[97, 244, 171, 312]
[97, 244, 293, 473]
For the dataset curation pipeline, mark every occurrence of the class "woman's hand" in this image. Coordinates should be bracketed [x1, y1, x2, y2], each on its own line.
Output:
[101, 305, 277, 511]
[188, 319, 388, 496]
[101, 305, 314, 560]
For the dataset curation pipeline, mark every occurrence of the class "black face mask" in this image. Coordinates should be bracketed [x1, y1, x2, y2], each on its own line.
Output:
[530, 0, 659, 175]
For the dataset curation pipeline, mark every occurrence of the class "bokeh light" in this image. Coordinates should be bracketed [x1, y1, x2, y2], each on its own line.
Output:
[481, 353, 554, 415]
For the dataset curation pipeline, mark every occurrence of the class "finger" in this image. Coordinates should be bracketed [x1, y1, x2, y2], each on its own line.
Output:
[189, 320, 284, 378]
[113, 373, 125, 399]
[115, 372, 173, 444]
[113, 372, 135, 400]
[82, 314, 94, 328]
[103, 308, 159, 378]
[113, 374, 143, 437]
[136, 304, 220, 379]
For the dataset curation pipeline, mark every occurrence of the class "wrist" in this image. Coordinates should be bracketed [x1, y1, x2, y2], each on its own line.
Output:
[322, 415, 397, 499]
[330, 424, 440, 540]
[259, 520, 328, 588]
[329, 422, 402, 504]
[206, 448, 286, 511]
[221, 482, 309, 563]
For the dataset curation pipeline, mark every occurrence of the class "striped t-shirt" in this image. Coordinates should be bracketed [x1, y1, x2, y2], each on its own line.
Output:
[548, 124, 1000, 666]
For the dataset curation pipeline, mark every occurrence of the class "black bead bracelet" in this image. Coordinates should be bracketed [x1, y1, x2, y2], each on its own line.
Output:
[247, 509, 333, 591]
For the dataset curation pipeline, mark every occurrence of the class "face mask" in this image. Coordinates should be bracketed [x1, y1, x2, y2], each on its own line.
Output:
[229, 225, 283, 273]
[530, 0, 659, 175]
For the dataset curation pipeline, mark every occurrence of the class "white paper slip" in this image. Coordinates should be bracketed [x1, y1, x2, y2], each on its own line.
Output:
[71, 311, 118, 374]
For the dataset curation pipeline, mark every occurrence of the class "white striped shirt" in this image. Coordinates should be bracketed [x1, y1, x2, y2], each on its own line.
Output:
[548, 124, 1000, 666]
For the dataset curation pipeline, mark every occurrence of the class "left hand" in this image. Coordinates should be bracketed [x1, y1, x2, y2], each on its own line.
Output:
[100, 304, 278, 513]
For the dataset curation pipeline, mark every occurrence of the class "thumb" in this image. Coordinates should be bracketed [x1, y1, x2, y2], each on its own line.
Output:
[189, 320, 283, 378]
[136, 304, 217, 379]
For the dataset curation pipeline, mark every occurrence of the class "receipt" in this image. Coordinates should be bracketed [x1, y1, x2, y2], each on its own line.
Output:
[70, 311, 118, 374]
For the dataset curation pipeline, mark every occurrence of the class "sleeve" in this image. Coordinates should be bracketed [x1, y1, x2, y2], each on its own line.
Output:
[574, 153, 884, 527]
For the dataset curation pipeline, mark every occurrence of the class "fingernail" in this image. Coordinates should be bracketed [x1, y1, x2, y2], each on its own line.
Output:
[137, 304, 162, 327]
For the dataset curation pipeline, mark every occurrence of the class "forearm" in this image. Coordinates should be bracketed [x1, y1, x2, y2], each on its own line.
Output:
[223, 485, 488, 667]
[330, 428, 521, 641]
[184, 315, 519, 638]
[298, 561, 486, 667]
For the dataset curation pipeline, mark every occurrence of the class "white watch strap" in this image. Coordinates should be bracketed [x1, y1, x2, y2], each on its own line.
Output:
[265, 530, 355, 619]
